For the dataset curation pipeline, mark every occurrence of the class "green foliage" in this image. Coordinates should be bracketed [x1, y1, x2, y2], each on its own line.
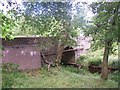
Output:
[1, 2, 87, 46]
[84, 2, 119, 51]
[79, 55, 86, 61]
[22, 16, 61, 36]
[2, 63, 19, 73]
[81, 50, 102, 66]
[88, 59, 101, 66]
[77, 49, 118, 68]
[16, 14, 78, 46]
[109, 60, 119, 69]
[2, 72, 25, 88]
[77, 49, 103, 66]
[2, 63, 118, 88]
[14, 2, 86, 46]
[109, 71, 120, 82]
[3, 66, 117, 88]
[2, 63, 18, 88]
[83, 3, 119, 79]
[2, 73, 15, 88]
[77, 55, 87, 64]
[2, 63, 25, 88]
[1, 12, 17, 40]
[62, 65, 88, 75]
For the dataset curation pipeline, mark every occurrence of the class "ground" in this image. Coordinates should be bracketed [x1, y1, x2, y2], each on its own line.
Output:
[4, 65, 118, 88]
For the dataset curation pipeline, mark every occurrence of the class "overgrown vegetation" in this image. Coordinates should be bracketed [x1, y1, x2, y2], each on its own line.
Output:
[109, 71, 120, 83]
[2, 64, 118, 88]
[84, 2, 119, 80]
[1, 1, 119, 88]
[2, 63, 25, 88]
[76, 49, 119, 84]
[2, 49, 119, 88]
[77, 49, 118, 68]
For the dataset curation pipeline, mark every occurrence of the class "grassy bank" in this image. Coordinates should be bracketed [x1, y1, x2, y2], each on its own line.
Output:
[2, 65, 118, 88]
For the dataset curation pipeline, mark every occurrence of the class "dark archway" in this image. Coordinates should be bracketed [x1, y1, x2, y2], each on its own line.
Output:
[61, 46, 75, 64]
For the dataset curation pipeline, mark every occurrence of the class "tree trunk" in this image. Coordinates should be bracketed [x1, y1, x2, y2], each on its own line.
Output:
[55, 21, 70, 67]
[55, 43, 65, 67]
[101, 41, 112, 80]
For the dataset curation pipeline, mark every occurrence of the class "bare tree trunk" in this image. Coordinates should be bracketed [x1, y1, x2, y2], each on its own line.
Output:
[101, 41, 112, 80]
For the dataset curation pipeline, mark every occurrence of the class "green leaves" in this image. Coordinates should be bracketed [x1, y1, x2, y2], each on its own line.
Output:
[1, 12, 16, 40]
[1, 2, 87, 46]
[85, 2, 119, 51]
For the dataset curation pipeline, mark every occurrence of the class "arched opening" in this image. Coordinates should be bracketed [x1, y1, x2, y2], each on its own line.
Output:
[61, 46, 75, 64]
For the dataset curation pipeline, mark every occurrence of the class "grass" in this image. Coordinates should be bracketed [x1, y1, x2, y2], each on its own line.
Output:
[2, 48, 119, 88]
[3, 66, 118, 88]
[77, 49, 118, 68]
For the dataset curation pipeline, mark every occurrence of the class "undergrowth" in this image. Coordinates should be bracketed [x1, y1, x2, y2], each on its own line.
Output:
[2, 48, 119, 88]
[2, 63, 118, 88]
[77, 49, 118, 68]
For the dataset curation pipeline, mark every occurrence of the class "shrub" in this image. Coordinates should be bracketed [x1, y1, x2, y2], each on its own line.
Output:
[2, 63, 20, 88]
[79, 55, 86, 60]
[109, 71, 120, 82]
[88, 59, 101, 66]
[109, 61, 119, 68]
[2, 73, 14, 88]
[2, 63, 19, 73]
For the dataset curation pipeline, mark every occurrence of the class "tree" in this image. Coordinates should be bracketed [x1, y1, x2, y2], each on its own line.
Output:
[0, 11, 17, 40]
[0, 1, 18, 40]
[17, 1, 86, 67]
[84, 2, 119, 80]
[1, 1, 86, 68]
[20, 2, 71, 67]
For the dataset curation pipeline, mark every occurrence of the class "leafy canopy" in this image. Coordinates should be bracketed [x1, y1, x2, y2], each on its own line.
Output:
[84, 2, 119, 50]
[0, 11, 17, 40]
[1, 1, 87, 45]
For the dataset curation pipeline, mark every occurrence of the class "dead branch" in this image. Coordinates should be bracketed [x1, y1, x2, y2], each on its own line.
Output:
[41, 52, 52, 65]
[41, 51, 61, 71]
[41, 52, 55, 71]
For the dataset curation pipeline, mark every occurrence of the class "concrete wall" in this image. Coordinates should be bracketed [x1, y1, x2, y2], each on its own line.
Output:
[2, 37, 58, 70]
[1, 36, 91, 70]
